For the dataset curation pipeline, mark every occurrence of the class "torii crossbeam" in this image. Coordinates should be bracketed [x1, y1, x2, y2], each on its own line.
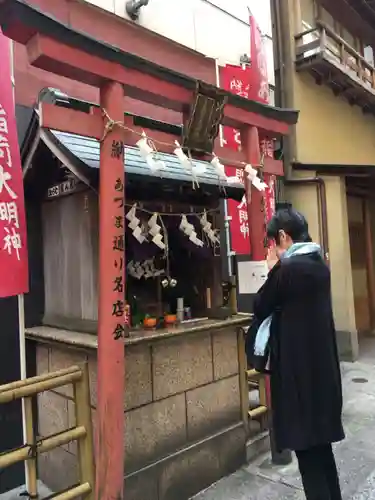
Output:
[0, 1, 298, 499]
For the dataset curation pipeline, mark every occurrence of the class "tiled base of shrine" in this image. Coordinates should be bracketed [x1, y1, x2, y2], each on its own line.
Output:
[28, 315, 250, 500]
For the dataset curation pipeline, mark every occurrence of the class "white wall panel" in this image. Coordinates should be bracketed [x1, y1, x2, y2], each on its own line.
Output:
[85, 0, 275, 87]
[88, 0, 115, 13]
[115, 0, 196, 49]
[203, 0, 250, 23]
[194, 1, 250, 65]
[263, 36, 275, 86]
[247, 0, 272, 36]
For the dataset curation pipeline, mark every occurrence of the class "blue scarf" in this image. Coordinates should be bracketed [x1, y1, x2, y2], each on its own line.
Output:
[254, 242, 322, 357]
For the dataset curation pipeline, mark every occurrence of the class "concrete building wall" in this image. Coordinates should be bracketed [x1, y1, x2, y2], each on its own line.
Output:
[295, 72, 375, 165]
[285, 175, 358, 359]
[291, 0, 375, 165]
[280, 0, 372, 358]
[324, 177, 357, 358]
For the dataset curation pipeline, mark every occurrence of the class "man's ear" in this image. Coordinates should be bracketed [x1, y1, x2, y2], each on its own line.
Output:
[278, 230, 286, 241]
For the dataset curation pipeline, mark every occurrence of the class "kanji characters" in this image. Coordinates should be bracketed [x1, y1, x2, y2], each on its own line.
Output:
[237, 195, 247, 210]
[235, 169, 244, 184]
[230, 79, 250, 99]
[114, 197, 124, 208]
[0, 117, 8, 134]
[113, 323, 126, 340]
[113, 234, 125, 252]
[111, 140, 124, 159]
[0, 135, 12, 168]
[114, 178, 124, 192]
[3, 226, 21, 260]
[259, 81, 270, 101]
[239, 209, 248, 223]
[260, 139, 274, 158]
[114, 257, 124, 271]
[240, 222, 249, 238]
[114, 215, 124, 229]
[112, 300, 125, 317]
[113, 276, 124, 293]
[0, 165, 17, 199]
[0, 201, 19, 227]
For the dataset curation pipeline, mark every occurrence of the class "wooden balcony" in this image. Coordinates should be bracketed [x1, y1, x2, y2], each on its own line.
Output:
[295, 20, 375, 113]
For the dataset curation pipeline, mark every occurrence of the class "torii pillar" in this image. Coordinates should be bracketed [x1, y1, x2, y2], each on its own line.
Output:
[97, 81, 126, 500]
[241, 126, 266, 261]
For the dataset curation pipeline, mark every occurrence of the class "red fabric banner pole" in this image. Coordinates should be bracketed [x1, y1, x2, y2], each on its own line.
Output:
[0, 27, 31, 494]
[0, 29, 28, 297]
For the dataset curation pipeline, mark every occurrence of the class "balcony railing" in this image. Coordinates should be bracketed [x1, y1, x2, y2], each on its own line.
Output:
[295, 20, 375, 113]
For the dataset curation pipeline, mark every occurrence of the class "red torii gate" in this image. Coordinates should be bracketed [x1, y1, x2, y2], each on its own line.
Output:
[0, 1, 298, 498]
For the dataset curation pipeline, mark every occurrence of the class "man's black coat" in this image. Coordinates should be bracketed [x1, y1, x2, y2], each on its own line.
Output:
[253, 252, 345, 452]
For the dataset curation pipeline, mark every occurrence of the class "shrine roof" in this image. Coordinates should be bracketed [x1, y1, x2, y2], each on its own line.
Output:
[0, 0, 299, 128]
[21, 109, 245, 201]
[49, 128, 244, 193]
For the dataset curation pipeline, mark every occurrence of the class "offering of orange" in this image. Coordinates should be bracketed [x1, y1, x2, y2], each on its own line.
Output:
[164, 314, 177, 325]
[143, 316, 157, 328]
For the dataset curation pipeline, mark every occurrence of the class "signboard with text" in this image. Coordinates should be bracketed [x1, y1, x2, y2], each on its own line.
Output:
[0, 30, 29, 297]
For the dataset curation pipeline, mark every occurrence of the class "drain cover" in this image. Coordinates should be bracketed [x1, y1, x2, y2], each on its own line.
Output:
[351, 377, 368, 384]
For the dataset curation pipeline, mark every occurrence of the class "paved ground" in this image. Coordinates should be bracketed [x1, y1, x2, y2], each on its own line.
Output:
[2, 339, 375, 500]
[0, 481, 52, 500]
[193, 336, 375, 500]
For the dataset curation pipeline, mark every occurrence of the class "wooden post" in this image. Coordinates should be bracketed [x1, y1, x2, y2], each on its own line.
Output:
[363, 198, 375, 331]
[237, 328, 249, 432]
[240, 126, 265, 261]
[24, 396, 38, 498]
[74, 363, 95, 500]
[96, 81, 125, 500]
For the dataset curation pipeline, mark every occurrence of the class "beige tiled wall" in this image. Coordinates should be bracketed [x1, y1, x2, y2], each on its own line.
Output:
[35, 327, 243, 497]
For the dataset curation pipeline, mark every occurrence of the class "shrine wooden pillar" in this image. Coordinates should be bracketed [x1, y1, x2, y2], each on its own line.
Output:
[241, 126, 266, 261]
[96, 81, 125, 500]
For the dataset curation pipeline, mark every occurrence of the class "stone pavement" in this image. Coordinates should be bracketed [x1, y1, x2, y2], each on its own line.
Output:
[192, 337, 375, 500]
[0, 482, 52, 500]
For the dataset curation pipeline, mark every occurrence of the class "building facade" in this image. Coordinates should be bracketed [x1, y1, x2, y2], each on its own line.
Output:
[14, 0, 275, 107]
[273, 0, 375, 359]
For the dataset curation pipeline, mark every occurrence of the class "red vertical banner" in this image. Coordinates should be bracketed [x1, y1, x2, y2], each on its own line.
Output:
[0, 30, 28, 297]
[249, 14, 277, 227]
[221, 64, 251, 255]
[220, 15, 277, 258]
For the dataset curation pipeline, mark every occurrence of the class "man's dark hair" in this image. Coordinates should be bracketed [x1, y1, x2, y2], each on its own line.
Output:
[267, 208, 311, 244]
